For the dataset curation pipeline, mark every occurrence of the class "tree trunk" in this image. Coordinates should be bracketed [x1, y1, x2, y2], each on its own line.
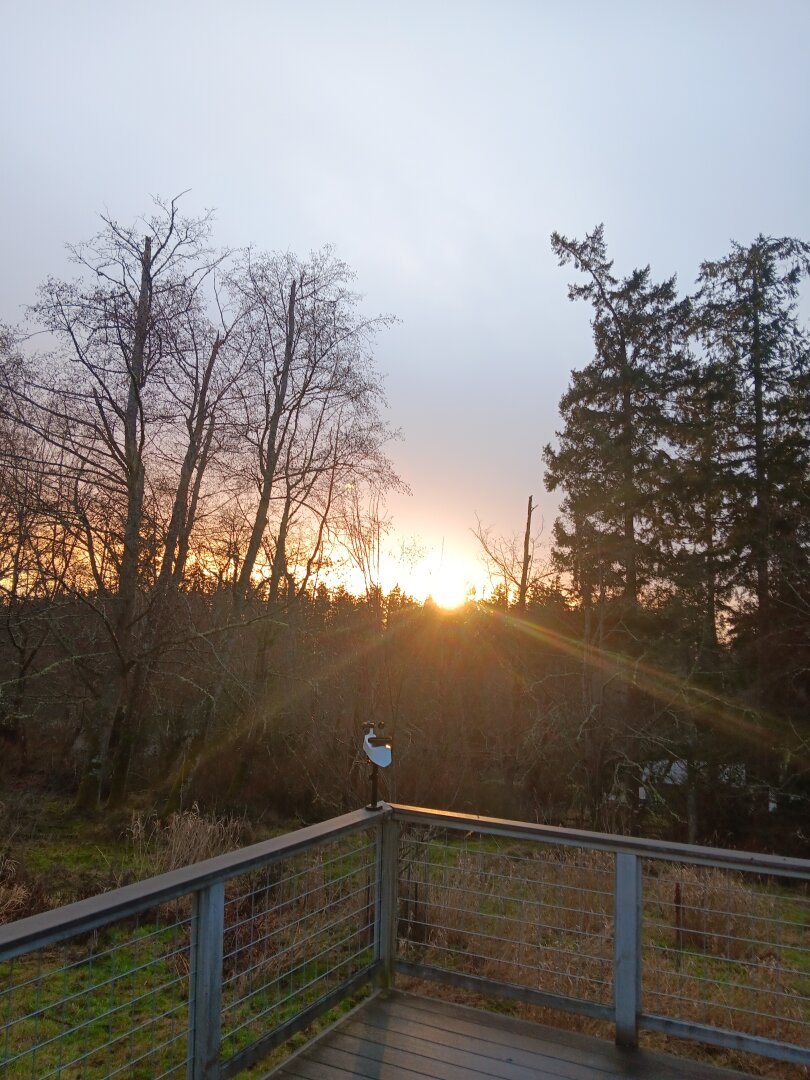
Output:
[268, 493, 292, 603]
[701, 422, 720, 656]
[750, 276, 771, 647]
[517, 495, 534, 611]
[165, 281, 298, 812]
[80, 236, 153, 808]
[235, 280, 297, 608]
[621, 382, 638, 604]
[116, 235, 151, 640]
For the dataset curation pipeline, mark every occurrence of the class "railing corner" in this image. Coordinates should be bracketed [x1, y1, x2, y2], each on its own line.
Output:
[376, 814, 400, 989]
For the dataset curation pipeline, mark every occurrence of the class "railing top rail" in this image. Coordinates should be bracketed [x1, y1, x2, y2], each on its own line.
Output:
[0, 806, 387, 962]
[390, 803, 810, 878]
[5, 800, 809, 965]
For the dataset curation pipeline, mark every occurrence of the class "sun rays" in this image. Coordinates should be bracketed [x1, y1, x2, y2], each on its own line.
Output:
[482, 605, 801, 759]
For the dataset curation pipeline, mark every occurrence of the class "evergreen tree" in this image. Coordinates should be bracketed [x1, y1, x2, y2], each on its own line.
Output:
[655, 354, 738, 665]
[696, 236, 810, 688]
[543, 227, 692, 820]
[544, 225, 689, 620]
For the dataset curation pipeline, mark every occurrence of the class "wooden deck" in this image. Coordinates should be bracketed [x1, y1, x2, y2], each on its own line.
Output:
[269, 991, 754, 1079]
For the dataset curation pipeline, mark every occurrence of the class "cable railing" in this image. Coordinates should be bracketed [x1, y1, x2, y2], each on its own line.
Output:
[0, 809, 384, 1079]
[1, 803, 808, 1077]
[392, 804, 810, 1068]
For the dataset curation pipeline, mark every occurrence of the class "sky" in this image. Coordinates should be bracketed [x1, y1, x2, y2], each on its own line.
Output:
[3, 1, 810, 604]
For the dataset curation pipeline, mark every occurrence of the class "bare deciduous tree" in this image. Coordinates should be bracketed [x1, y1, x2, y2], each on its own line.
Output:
[473, 496, 548, 608]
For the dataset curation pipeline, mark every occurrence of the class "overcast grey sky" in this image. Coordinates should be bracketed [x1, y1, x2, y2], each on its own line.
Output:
[3, 1, 809, 599]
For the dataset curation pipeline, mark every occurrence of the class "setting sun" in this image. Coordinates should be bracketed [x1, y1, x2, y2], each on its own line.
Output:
[371, 547, 479, 608]
[428, 577, 470, 609]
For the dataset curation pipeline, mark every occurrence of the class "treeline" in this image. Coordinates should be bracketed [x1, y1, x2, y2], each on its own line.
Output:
[0, 203, 808, 852]
[0, 197, 402, 808]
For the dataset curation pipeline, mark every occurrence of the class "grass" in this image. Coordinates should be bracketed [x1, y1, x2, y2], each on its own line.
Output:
[643, 862, 810, 1056]
[2, 914, 375, 1079]
[0, 793, 136, 923]
[399, 832, 615, 1007]
[1, 921, 191, 1078]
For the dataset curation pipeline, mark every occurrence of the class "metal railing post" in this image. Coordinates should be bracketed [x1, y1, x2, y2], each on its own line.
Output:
[188, 881, 225, 1080]
[613, 851, 641, 1048]
[376, 815, 399, 988]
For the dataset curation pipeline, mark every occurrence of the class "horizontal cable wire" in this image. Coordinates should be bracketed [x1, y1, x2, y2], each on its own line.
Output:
[645, 985, 806, 1026]
[222, 918, 373, 1020]
[2, 972, 188, 1070]
[641, 961, 808, 1003]
[406, 877, 613, 908]
[404, 848, 613, 900]
[645, 921, 810, 955]
[222, 878, 373, 964]
[222, 900, 373, 994]
[402, 937, 611, 987]
[400, 914, 611, 967]
[224, 842, 376, 910]
[0, 918, 192, 1001]
[222, 951, 375, 1044]
[42, 1018, 189, 1080]
[648, 899, 806, 935]
[222, 935, 374, 1040]
[401, 894, 611, 941]
[408, 835, 615, 876]
[652, 876, 810, 902]
[645, 941, 809, 977]
[3, 940, 190, 1030]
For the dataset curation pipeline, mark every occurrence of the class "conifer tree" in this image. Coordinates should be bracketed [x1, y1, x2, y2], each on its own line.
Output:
[655, 355, 738, 665]
[696, 236, 810, 686]
[544, 225, 689, 620]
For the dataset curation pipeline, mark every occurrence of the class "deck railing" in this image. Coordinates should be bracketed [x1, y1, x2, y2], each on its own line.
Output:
[0, 809, 383, 1079]
[1, 804, 809, 1077]
[392, 805, 810, 1068]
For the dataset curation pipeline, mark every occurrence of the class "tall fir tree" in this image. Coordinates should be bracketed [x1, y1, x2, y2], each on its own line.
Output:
[655, 354, 738, 667]
[544, 225, 690, 626]
[696, 236, 810, 697]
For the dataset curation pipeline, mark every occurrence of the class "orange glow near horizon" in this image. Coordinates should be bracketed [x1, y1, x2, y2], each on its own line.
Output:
[429, 579, 470, 609]
[325, 544, 485, 608]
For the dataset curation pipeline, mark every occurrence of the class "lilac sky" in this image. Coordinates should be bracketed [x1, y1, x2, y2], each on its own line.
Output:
[3, 1, 809, 600]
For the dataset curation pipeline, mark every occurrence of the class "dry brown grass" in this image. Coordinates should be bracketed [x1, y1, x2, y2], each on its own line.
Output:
[127, 802, 246, 876]
[642, 861, 809, 1074]
[645, 862, 779, 957]
[0, 852, 29, 923]
[399, 835, 614, 1007]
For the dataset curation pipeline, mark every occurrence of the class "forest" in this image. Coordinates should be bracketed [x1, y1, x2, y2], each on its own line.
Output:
[1, 200, 808, 854]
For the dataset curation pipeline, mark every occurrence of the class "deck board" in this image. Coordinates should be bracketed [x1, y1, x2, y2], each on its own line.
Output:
[270, 991, 755, 1079]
